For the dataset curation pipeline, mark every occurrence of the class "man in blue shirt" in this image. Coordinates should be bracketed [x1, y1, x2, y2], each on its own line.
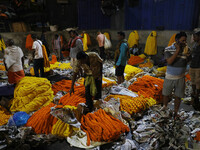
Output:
[189, 31, 200, 109]
[162, 32, 191, 118]
[115, 31, 129, 84]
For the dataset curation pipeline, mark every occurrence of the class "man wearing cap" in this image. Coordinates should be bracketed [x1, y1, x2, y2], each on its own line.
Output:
[114, 31, 129, 84]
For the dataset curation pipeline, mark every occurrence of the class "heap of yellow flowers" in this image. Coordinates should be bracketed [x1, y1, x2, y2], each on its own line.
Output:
[30, 62, 72, 76]
[138, 54, 146, 59]
[51, 105, 78, 137]
[105, 95, 156, 115]
[49, 62, 72, 70]
[124, 65, 143, 81]
[0, 105, 11, 126]
[153, 66, 167, 77]
[77, 77, 117, 88]
[10, 77, 54, 113]
[157, 66, 167, 72]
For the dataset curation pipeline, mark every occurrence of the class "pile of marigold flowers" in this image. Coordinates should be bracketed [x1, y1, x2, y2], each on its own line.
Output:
[128, 75, 164, 102]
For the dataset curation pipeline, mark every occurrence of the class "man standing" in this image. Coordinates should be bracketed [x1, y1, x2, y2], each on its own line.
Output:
[41, 30, 50, 57]
[69, 51, 103, 113]
[68, 30, 83, 68]
[189, 31, 200, 108]
[96, 31, 105, 60]
[4, 39, 25, 84]
[52, 34, 62, 60]
[162, 32, 191, 117]
[31, 34, 44, 77]
[115, 31, 128, 84]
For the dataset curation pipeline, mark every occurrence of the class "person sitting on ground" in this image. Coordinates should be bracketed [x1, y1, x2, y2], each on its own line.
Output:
[4, 39, 25, 84]
[162, 32, 191, 118]
[130, 44, 139, 55]
[31, 34, 44, 77]
[189, 31, 200, 109]
[69, 51, 103, 113]
[115, 31, 129, 84]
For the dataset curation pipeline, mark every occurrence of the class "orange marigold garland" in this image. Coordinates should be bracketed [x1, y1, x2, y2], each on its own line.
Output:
[128, 75, 164, 102]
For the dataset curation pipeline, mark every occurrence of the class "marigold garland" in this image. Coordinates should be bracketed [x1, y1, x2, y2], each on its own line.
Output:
[26, 103, 62, 134]
[128, 75, 164, 102]
[0, 65, 5, 71]
[0, 105, 11, 126]
[52, 80, 72, 95]
[59, 84, 86, 106]
[10, 77, 54, 113]
[128, 55, 144, 66]
[124, 65, 143, 81]
[51, 105, 78, 137]
[81, 109, 129, 146]
[104, 95, 156, 115]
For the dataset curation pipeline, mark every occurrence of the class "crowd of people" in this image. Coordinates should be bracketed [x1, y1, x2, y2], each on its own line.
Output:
[1, 30, 200, 117]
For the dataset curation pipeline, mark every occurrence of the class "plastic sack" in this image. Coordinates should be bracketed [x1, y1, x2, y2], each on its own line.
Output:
[110, 85, 138, 97]
[50, 106, 81, 128]
[8, 111, 30, 127]
[104, 36, 112, 50]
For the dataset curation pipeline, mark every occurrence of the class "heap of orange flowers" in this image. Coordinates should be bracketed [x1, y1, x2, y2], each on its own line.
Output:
[52, 80, 72, 95]
[59, 84, 86, 106]
[26, 103, 61, 134]
[0, 65, 6, 71]
[81, 109, 129, 146]
[128, 56, 144, 66]
[194, 131, 200, 141]
[128, 75, 164, 102]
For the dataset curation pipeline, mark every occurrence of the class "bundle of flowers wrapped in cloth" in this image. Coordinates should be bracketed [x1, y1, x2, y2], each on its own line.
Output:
[102, 77, 116, 88]
[0, 105, 12, 126]
[51, 105, 79, 137]
[26, 103, 59, 134]
[81, 109, 129, 146]
[26, 103, 78, 136]
[128, 55, 145, 66]
[10, 77, 54, 113]
[104, 95, 156, 115]
[124, 65, 143, 81]
[128, 75, 164, 102]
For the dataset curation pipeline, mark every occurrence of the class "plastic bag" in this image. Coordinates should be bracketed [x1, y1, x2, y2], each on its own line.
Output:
[50, 106, 81, 128]
[104, 36, 112, 50]
[8, 112, 30, 127]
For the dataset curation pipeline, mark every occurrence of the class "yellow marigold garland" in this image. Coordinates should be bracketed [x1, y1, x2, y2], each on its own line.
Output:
[0, 105, 11, 126]
[51, 105, 78, 137]
[104, 95, 156, 115]
[10, 77, 54, 113]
